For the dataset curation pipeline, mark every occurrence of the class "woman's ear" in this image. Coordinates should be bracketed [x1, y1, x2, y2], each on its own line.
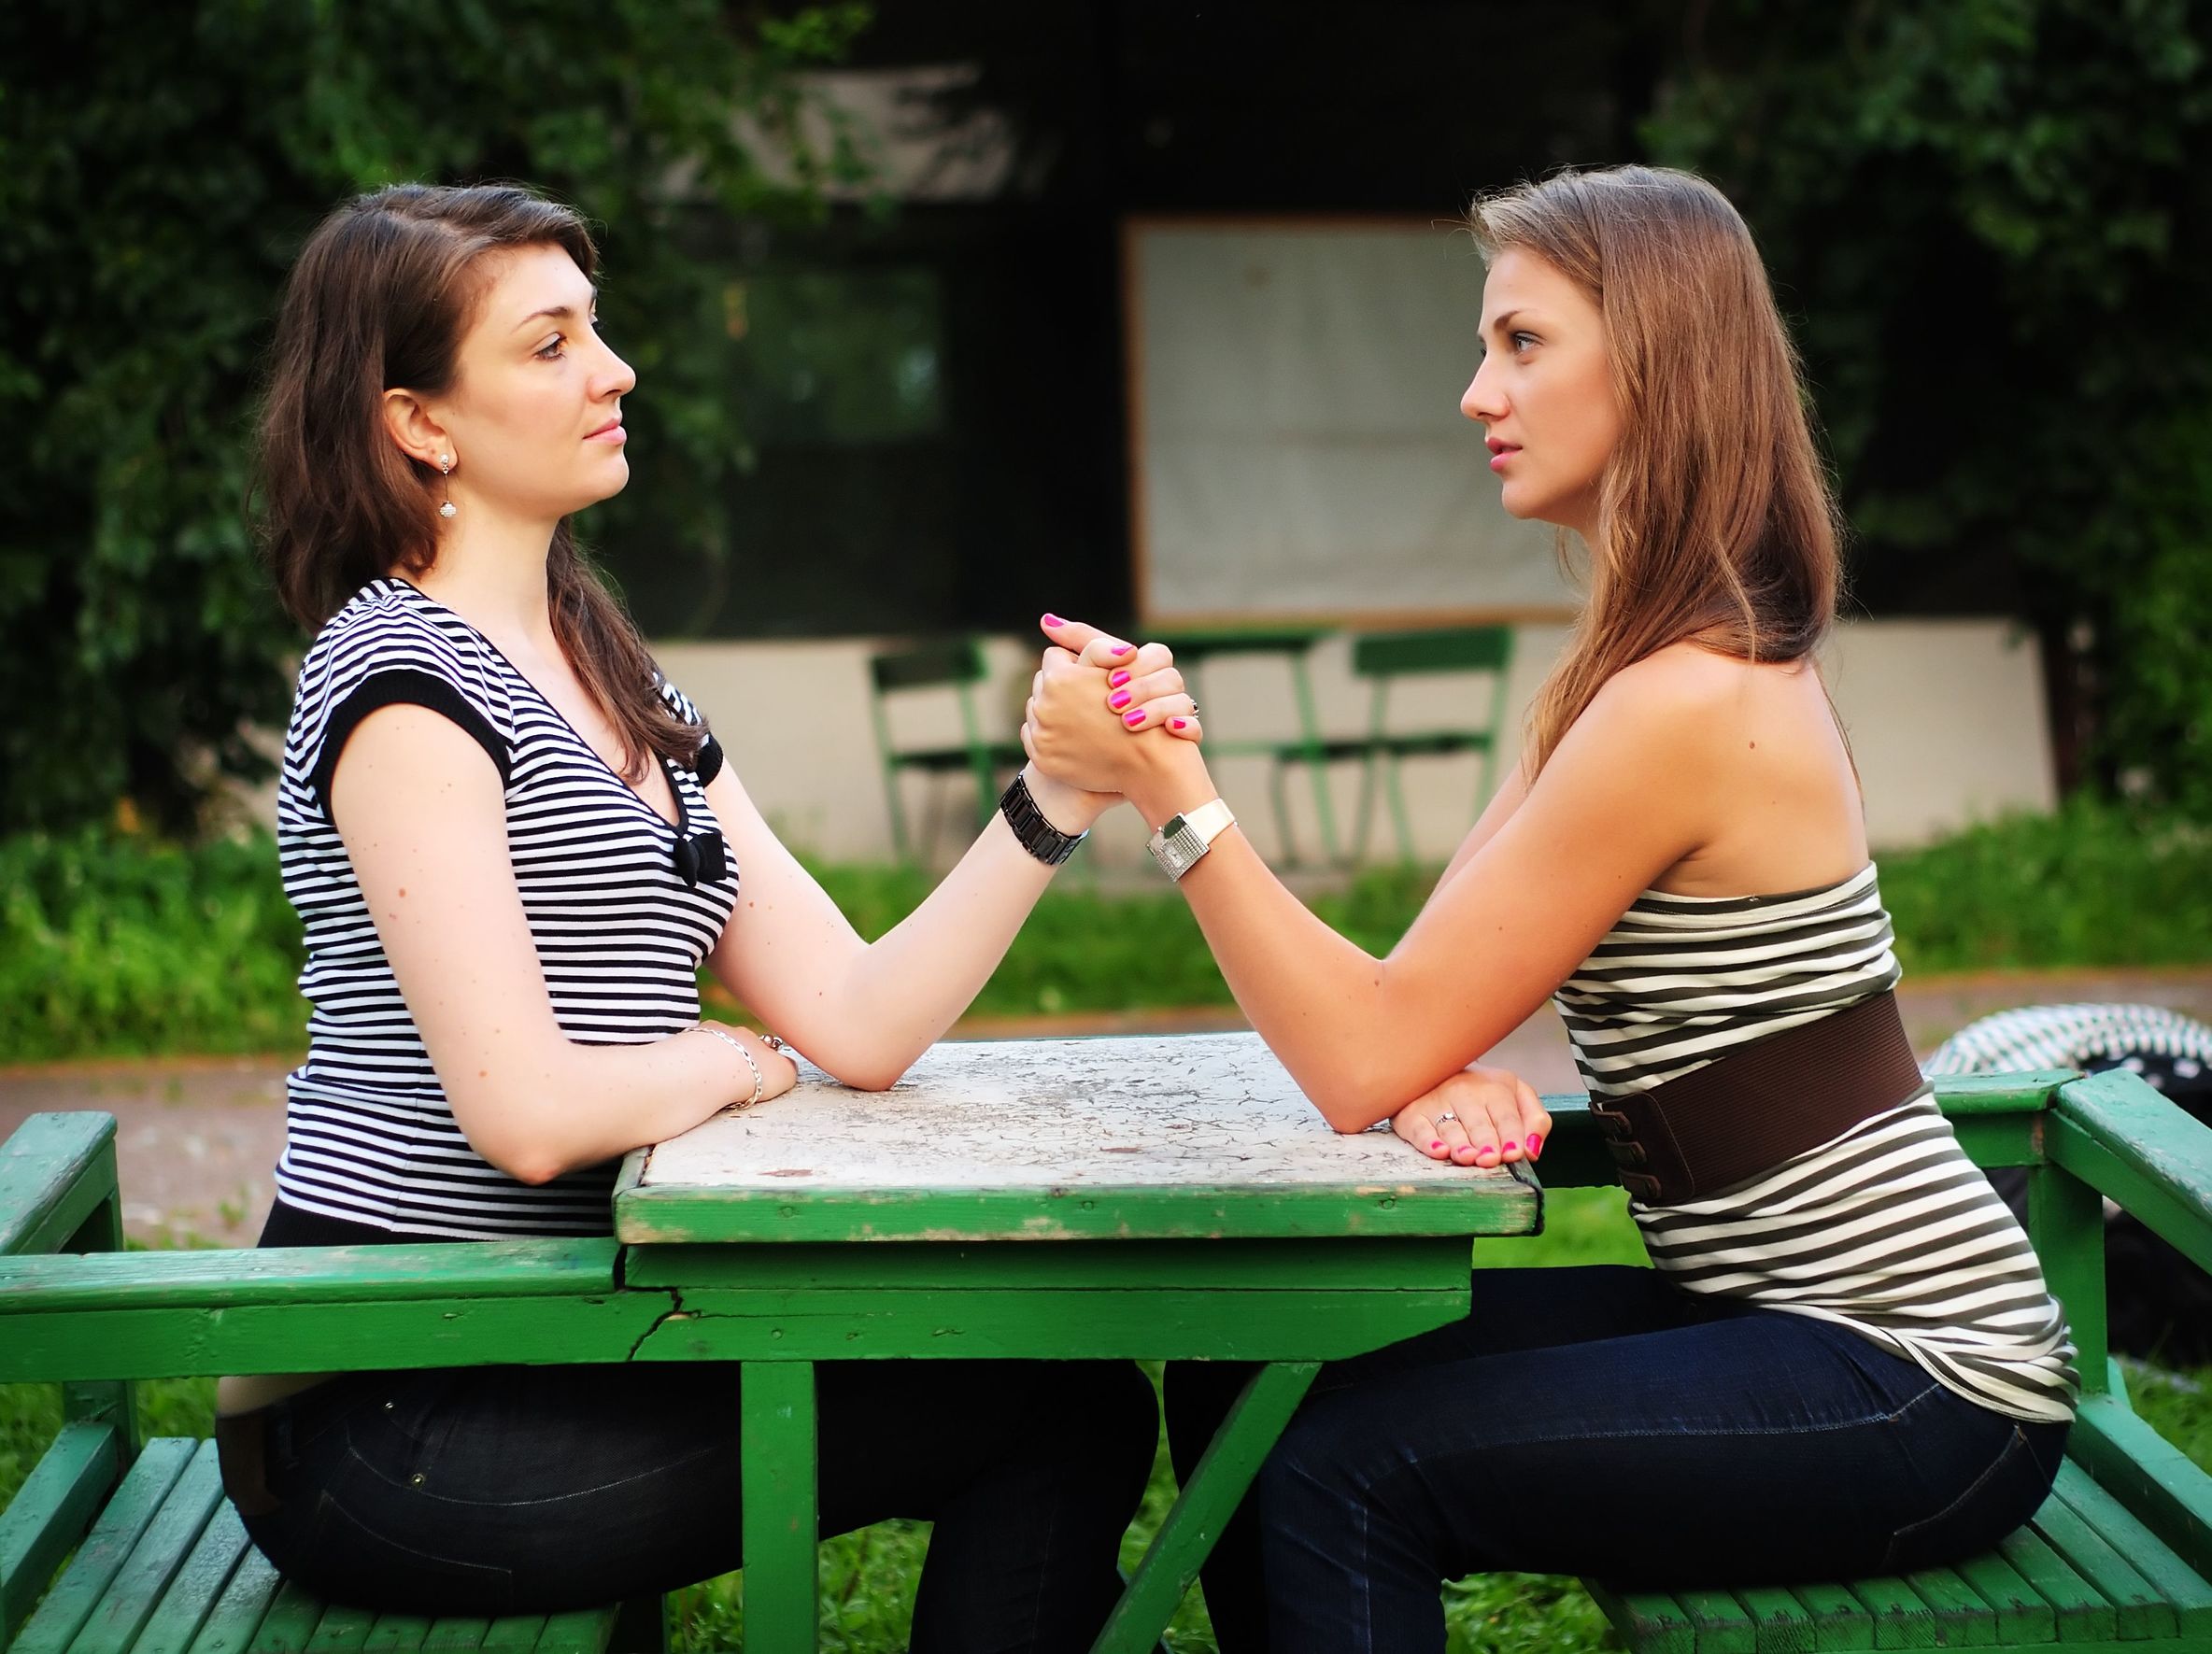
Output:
[380, 388, 449, 470]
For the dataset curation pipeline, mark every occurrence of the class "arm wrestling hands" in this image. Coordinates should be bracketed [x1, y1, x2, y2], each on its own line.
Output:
[1025, 615, 1549, 1170]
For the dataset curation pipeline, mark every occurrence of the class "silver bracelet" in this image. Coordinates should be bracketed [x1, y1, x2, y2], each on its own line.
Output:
[696, 1021, 764, 1109]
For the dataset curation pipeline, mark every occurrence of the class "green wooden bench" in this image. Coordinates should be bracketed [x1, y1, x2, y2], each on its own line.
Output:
[0, 1113, 668, 1654]
[1538, 1067, 2212, 1653]
[5, 1063, 2208, 1652]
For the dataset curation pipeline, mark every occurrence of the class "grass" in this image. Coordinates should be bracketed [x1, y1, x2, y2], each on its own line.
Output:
[4, 796, 2208, 1065]
[5, 1194, 2204, 1653]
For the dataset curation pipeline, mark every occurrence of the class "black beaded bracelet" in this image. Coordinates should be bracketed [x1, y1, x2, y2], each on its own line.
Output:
[999, 772, 1088, 866]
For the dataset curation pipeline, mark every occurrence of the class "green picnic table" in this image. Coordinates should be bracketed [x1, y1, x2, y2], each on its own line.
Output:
[14, 1051, 2209, 1653]
[610, 1031, 1538, 1651]
[0, 1032, 1539, 1654]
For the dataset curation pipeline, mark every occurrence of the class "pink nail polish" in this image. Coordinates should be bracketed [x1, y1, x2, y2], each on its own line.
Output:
[1526, 1133, 1543, 1157]
[1501, 1140, 1519, 1153]
[1430, 1140, 1444, 1151]
[1170, 718, 1187, 729]
[1110, 690, 1132, 709]
[1109, 670, 1131, 688]
[1111, 643, 1133, 657]
[1124, 709, 1145, 727]
[1042, 614, 1064, 627]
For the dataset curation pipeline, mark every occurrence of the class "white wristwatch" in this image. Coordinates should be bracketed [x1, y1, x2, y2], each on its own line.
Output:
[1147, 799, 1237, 882]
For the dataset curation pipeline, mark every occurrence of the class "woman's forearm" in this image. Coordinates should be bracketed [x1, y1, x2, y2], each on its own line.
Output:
[459, 1025, 779, 1184]
[1124, 754, 1436, 1129]
[803, 773, 1094, 1089]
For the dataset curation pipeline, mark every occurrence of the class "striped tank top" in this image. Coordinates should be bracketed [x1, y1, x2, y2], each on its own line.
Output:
[1554, 865, 2077, 1423]
[272, 578, 738, 1239]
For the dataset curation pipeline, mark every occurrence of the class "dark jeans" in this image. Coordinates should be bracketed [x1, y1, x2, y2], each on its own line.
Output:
[228, 1357, 1157, 1654]
[1168, 1265, 2068, 1654]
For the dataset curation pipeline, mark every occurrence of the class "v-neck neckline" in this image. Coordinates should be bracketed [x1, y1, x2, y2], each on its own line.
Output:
[380, 577, 686, 833]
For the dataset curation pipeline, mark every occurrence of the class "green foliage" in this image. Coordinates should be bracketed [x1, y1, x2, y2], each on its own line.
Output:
[1642, 0, 2212, 811]
[0, 827, 303, 1064]
[1879, 796, 2212, 972]
[3, 799, 2207, 1064]
[0, 0, 872, 835]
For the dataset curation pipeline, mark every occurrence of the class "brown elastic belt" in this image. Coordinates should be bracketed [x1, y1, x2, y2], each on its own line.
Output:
[1592, 989, 1924, 1205]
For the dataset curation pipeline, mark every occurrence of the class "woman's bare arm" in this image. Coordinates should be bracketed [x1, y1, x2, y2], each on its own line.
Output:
[696, 639, 1197, 1090]
[331, 705, 787, 1184]
[1028, 650, 1727, 1130]
[696, 760, 1103, 1090]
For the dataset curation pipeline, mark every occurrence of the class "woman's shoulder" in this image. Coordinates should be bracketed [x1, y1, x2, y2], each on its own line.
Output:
[291, 579, 514, 739]
[302, 580, 490, 683]
[1586, 642, 1823, 746]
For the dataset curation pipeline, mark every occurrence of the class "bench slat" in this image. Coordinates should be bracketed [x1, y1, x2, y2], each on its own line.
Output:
[1729, 1586, 1815, 1653]
[13, 1436, 195, 1654]
[1994, 1526, 2117, 1640]
[1843, 1576, 1937, 1648]
[1584, 1583, 1696, 1654]
[2049, 1460, 2212, 1633]
[71, 1440, 227, 1654]
[0, 1241, 622, 1311]
[532, 1611, 617, 1654]
[362, 1617, 432, 1654]
[304, 1606, 376, 1654]
[0, 1421, 121, 1644]
[1949, 1550, 2056, 1646]
[424, 1618, 492, 1652]
[477, 1618, 546, 1652]
[1785, 1581, 1876, 1649]
[1894, 1566, 1998, 1647]
[2029, 1487, 2177, 1639]
[184, 1546, 280, 1654]
[135, 1504, 251, 1654]
[2069, 1393, 2212, 1578]
[246, 1580, 328, 1654]
[1675, 1588, 1757, 1652]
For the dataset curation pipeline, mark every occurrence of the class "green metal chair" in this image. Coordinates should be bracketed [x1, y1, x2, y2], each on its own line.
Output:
[1270, 626, 1515, 866]
[1150, 627, 1340, 866]
[867, 638, 1026, 864]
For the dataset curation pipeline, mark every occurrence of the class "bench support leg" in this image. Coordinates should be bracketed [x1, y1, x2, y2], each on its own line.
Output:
[740, 1361, 817, 1654]
[607, 1593, 670, 1654]
[2028, 1163, 2109, 1396]
[1090, 1360, 1320, 1654]
[60, 1164, 138, 1461]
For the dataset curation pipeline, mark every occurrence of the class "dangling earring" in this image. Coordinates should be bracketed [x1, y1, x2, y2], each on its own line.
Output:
[438, 453, 457, 519]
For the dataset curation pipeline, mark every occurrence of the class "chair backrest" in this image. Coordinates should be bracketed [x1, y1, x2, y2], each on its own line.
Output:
[870, 638, 989, 694]
[1350, 626, 1512, 678]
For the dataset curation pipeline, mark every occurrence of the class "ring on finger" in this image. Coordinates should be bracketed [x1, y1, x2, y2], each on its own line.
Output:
[1437, 1110, 1456, 1123]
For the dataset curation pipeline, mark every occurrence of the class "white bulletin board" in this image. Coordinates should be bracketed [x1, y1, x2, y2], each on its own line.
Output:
[1124, 217, 1573, 627]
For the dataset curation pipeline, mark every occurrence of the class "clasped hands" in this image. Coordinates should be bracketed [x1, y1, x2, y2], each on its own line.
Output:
[1020, 614, 1550, 1172]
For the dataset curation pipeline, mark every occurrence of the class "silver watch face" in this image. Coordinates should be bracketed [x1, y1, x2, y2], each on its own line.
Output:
[1148, 817, 1203, 879]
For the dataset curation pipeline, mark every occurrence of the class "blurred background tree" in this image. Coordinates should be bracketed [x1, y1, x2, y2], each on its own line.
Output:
[1644, 0, 2212, 812]
[0, 0, 870, 835]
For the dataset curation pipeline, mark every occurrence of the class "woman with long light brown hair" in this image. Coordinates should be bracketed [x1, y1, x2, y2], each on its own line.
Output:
[1028, 165, 2075, 1650]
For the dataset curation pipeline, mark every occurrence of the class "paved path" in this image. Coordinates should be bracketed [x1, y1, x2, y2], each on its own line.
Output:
[6, 970, 2208, 1245]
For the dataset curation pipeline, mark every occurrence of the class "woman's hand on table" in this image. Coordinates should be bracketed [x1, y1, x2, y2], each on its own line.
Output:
[1392, 1067, 1552, 1169]
[1021, 615, 1202, 800]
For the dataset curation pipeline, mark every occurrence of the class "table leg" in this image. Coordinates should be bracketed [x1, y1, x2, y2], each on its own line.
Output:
[740, 1361, 817, 1653]
[1090, 1360, 1320, 1654]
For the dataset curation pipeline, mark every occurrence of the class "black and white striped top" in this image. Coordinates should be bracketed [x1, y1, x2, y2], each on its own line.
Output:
[273, 577, 738, 1239]
[1555, 866, 2077, 1423]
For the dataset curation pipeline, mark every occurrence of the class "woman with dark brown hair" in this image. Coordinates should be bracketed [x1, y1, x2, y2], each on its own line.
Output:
[1028, 165, 2076, 1650]
[216, 181, 1199, 1649]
